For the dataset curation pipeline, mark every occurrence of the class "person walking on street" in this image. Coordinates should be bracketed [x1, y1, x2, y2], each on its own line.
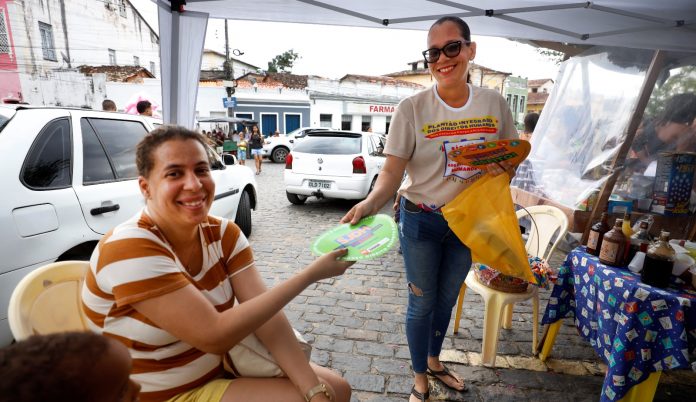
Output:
[249, 125, 264, 175]
[341, 16, 517, 402]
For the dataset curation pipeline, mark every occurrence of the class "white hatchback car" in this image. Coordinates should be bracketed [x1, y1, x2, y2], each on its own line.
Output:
[262, 127, 328, 163]
[284, 131, 386, 204]
[0, 105, 257, 346]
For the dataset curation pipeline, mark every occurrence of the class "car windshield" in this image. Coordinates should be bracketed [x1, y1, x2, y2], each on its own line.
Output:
[293, 134, 362, 155]
[0, 108, 16, 134]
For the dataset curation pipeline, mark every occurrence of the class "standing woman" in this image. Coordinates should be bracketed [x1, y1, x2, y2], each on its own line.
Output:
[82, 126, 352, 402]
[341, 16, 517, 402]
[249, 125, 264, 175]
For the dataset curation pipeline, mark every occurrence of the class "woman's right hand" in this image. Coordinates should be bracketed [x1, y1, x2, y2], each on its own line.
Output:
[304, 248, 355, 282]
[340, 198, 378, 225]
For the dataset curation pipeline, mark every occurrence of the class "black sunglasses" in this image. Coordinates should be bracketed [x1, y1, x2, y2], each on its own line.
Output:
[422, 40, 470, 63]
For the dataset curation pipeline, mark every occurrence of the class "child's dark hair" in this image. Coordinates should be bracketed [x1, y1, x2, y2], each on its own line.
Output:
[136, 125, 209, 177]
[524, 112, 540, 134]
[655, 93, 696, 126]
[136, 100, 152, 114]
[0, 332, 110, 402]
[430, 16, 471, 42]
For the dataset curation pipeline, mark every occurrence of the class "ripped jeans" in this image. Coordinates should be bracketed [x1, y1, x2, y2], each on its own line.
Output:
[399, 197, 472, 374]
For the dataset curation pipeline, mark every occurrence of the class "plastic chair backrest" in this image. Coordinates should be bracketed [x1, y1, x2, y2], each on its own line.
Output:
[7, 261, 89, 341]
[516, 205, 569, 261]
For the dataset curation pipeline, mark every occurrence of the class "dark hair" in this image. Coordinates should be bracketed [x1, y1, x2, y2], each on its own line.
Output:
[524, 112, 540, 134]
[655, 93, 696, 126]
[136, 125, 209, 177]
[0, 332, 109, 402]
[136, 100, 152, 114]
[101, 99, 117, 111]
[430, 16, 471, 42]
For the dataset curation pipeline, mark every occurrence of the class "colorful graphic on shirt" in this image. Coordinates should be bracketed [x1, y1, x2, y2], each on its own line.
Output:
[421, 115, 500, 139]
[442, 138, 485, 182]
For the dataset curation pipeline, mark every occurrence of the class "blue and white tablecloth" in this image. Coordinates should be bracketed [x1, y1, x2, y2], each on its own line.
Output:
[542, 247, 696, 402]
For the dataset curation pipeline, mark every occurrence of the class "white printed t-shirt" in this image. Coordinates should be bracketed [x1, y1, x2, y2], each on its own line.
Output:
[385, 83, 518, 210]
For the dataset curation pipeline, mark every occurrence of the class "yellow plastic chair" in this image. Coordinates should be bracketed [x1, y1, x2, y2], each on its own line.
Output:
[7, 261, 90, 340]
[453, 205, 569, 367]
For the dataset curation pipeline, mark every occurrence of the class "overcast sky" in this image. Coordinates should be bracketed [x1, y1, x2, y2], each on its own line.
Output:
[130, 0, 560, 80]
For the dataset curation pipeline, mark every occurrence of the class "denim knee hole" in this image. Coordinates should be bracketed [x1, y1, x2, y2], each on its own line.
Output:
[408, 282, 423, 297]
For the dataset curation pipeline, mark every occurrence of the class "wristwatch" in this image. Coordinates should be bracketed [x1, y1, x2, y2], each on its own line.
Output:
[304, 383, 332, 401]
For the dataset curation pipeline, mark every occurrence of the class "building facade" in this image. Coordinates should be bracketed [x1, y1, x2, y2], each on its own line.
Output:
[308, 74, 424, 134]
[200, 49, 259, 80]
[503, 76, 529, 129]
[3, 0, 159, 106]
[526, 78, 554, 114]
[0, 0, 20, 102]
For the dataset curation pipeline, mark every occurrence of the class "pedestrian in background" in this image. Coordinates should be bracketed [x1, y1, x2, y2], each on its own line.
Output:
[102, 99, 117, 112]
[249, 125, 264, 175]
[521, 112, 539, 141]
[341, 16, 517, 402]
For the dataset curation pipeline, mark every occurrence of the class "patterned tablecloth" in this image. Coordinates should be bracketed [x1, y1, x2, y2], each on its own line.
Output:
[542, 247, 696, 402]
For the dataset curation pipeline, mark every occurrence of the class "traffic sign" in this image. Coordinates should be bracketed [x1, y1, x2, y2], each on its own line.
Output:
[223, 97, 237, 108]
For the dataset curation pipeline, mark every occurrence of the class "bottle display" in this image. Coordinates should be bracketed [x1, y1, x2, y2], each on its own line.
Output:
[641, 231, 675, 288]
[587, 212, 610, 256]
[599, 218, 627, 266]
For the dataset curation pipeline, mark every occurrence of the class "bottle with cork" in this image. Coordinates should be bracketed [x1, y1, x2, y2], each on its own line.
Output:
[587, 212, 610, 256]
[599, 218, 627, 266]
[641, 231, 675, 288]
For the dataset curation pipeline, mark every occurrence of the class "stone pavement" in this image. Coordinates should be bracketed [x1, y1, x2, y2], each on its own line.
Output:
[247, 160, 695, 401]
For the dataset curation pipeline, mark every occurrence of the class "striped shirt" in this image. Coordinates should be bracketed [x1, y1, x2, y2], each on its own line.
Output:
[81, 209, 254, 402]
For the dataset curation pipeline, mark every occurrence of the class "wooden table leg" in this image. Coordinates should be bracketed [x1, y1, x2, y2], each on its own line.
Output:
[538, 321, 561, 361]
[618, 372, 661, 402]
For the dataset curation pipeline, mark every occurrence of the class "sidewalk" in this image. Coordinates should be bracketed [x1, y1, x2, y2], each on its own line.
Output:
[249, 161, 695, 401]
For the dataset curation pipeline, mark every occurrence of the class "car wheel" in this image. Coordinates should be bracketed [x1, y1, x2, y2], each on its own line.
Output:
[272, 146, 290, 163]
[286, 191, 307, 205]
[235, 190, 253, 236]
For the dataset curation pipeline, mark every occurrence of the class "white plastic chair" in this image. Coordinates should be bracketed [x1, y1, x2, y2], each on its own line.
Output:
[7, 261, 90, 340]
[453, 205, 568, 367]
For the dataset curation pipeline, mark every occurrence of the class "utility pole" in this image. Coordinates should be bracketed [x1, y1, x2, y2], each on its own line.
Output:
[223, 20, 235, 121]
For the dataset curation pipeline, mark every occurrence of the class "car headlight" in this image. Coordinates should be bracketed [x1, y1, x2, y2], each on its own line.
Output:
[264, 140, 271, 145]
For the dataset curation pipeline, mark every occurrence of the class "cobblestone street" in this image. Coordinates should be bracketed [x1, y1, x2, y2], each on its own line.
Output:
[246, 160, 694, 401]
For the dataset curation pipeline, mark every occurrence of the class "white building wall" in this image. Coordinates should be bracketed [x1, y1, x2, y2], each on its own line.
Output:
[19, 69, 106, 107]
[8, 0, 159, 78]
[311, 99, 343, 128]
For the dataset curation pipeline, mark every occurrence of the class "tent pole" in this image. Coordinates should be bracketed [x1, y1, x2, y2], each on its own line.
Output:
[580, 50, 666, 245]
[169, 9, 180, 124]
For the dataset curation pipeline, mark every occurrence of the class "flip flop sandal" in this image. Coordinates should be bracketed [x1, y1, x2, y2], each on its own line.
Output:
[426, 365, 468, 392]
[410, 385, 429, 402]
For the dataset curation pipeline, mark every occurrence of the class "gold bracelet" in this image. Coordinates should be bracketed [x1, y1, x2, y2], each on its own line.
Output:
[304, 383, 332, 401]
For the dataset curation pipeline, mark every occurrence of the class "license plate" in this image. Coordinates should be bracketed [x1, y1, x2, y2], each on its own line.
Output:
[308, 180, 330, 189]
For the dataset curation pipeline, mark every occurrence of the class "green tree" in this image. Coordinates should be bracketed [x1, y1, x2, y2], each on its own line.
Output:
[267, 49, 300, 73]
[536, 48, 565, 65]
[644, 65, 696, 118]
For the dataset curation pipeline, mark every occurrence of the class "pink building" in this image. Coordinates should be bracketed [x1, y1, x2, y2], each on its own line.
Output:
[0, 0, 21, 102]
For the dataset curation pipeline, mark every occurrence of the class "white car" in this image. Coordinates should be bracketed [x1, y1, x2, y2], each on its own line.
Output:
[284, 130, 386, 204]
[262, 127, 328, 163]
[0, 105, 257, 346]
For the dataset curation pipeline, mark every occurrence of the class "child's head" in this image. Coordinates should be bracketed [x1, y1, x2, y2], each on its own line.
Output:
[0, 332, 140, 402]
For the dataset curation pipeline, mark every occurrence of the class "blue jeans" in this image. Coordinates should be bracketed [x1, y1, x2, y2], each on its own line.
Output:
[399, 197, 472, 374]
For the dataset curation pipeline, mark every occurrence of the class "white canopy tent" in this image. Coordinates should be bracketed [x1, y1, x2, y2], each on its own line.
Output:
[151, 0, 696, 127]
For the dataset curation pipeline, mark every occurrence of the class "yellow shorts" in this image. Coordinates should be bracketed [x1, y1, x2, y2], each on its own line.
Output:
[165, 379, 231, 402]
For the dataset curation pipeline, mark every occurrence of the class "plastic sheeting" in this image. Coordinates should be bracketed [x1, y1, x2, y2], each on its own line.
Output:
[512, 46, 696, 213]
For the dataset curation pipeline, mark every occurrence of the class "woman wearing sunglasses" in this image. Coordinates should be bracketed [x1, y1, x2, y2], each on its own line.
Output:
[341, 16, 517, 402]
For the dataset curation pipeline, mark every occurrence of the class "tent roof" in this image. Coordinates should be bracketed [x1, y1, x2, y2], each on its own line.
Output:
[164, 0, 696, 52]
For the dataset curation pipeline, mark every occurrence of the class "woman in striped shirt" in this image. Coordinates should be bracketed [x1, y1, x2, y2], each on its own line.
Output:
[82, 126, 352, 402]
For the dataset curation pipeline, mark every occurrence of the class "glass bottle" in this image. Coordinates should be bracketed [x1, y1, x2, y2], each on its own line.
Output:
[628, 221, 651, 262]
[587, 212, 610, 256]
[641, 231, 675, 288]
[599, 218, 627, 266]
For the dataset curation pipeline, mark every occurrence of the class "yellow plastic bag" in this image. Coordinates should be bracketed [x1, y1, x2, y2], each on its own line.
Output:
[442, 173, 536, 284]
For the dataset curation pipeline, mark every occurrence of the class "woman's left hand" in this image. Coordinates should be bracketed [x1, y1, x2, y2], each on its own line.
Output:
[482, 160, 516, 179]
